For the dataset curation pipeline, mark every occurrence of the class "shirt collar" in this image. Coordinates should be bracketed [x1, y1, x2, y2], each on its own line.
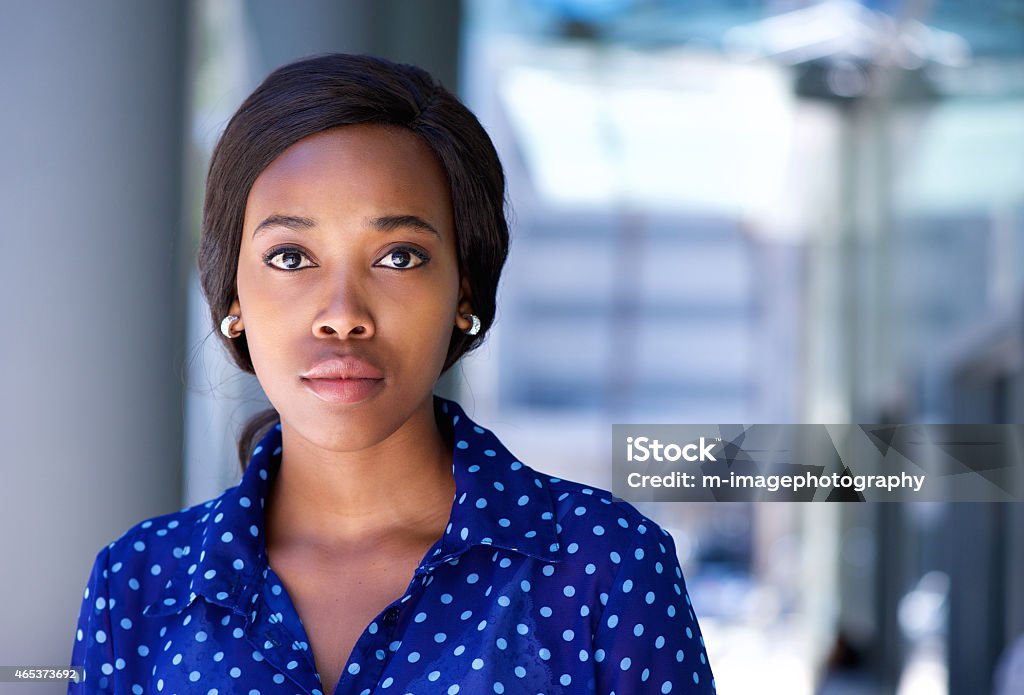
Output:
[428, 397, 561, 568]
[144, 422, 280, 618]
[145, 396, 561, 618]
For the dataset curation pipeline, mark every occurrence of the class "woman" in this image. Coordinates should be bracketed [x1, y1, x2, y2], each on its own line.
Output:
[70, 53, 716, 694]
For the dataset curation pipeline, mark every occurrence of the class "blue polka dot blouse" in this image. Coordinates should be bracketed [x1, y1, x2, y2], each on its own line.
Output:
[70, 397, 716, 694]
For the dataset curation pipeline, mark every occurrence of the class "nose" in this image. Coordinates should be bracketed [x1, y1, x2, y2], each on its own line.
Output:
[312, 269, 375, 340]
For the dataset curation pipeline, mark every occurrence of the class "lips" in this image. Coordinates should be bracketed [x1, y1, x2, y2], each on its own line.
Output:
[302, 356, 385, 380]
[301, 355, 385, 404]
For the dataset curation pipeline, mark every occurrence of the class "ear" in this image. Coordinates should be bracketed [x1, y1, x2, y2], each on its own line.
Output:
[453, 276, 475, 332]
[227, 296, 244, 333]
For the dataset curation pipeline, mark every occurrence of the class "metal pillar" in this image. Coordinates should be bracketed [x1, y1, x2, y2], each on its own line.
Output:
[0, 0, 189, 671]
[245, 0, 462, 89]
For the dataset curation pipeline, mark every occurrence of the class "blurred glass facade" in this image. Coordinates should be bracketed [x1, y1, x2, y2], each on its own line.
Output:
[450, 1, 1024, 694]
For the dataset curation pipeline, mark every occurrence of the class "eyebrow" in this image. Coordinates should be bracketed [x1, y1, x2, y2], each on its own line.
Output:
[370, 214, 440, 238]
[251, 213, 440, 239]
[252, 214, 315, 238]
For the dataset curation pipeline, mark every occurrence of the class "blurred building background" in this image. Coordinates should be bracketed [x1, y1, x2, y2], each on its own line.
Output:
[1, 1, 1022, 693]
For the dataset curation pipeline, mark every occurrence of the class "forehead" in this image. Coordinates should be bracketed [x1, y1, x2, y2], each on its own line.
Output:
[244, 124, 453, 235]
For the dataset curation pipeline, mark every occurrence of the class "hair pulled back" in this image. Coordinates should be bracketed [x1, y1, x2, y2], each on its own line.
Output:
[196, 54, 509, 468]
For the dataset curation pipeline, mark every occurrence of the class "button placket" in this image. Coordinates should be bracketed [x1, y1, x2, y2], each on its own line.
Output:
[244, 579, 321, 694]
[335, 599, 411, 694]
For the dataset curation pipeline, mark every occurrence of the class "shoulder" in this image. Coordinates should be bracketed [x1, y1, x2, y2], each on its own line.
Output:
[85, 492, 226, 609]
[528, 475, 716, 692]
[546, 473, 663, 528]
[104, 496, 218, 566]
[538, 469, 682, 571]
[443, 397, 678, 569]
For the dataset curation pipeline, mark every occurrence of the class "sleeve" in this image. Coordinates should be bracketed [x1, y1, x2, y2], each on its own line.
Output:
[592, 523, 716, 695]
[68, 547, 116, 694]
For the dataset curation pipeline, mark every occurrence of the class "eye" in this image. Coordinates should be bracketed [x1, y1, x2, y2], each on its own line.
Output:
[263, 246, 314, 270]
[375, 246, 430, 270]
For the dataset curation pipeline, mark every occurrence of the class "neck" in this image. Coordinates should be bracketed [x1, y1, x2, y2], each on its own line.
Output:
[264, 397, 455, 556]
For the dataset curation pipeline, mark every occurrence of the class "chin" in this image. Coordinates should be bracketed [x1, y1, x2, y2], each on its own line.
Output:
[286, 399, 408, 451]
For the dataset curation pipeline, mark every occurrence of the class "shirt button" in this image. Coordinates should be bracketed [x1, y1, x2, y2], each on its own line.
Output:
[383, 607, 399, 626]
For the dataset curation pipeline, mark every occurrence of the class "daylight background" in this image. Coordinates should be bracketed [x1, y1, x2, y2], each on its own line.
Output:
[1, 1, 1023, 693]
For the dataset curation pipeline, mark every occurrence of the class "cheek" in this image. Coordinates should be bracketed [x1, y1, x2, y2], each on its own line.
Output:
[233, 252, 259, 309]
[244, 318, 294, 390]
[382, 276, 459, 348]
[379, 267, 461, 371]
[234, 259, 295, 367]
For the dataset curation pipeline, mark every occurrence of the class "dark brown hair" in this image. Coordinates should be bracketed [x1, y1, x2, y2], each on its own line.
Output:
[196, 54, 509, 468]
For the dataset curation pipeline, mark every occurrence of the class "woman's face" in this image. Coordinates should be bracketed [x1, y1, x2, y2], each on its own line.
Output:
[231, 124, 471, 451]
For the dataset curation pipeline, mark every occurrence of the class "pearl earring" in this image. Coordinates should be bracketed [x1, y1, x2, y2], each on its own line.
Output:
[462, 313, 481, 336]
[220, 315, 241, 339]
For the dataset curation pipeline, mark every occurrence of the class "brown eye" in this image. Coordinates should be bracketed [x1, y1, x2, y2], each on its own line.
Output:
[375, 247, 429, 270]
[264, 247, 313, 270]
